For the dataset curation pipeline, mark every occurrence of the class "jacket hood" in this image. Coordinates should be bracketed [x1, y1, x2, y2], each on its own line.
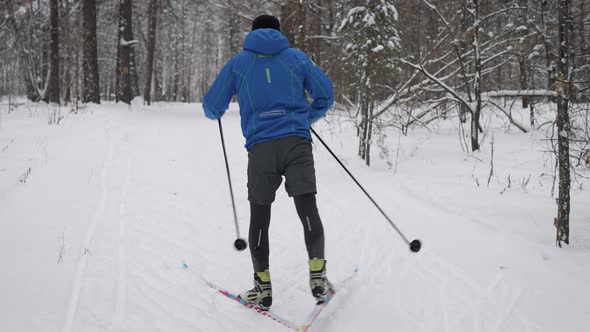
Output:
[243, 29, 290, 55]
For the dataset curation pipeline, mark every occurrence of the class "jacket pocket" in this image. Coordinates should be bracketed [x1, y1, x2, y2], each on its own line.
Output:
[259, 110, 287, 117]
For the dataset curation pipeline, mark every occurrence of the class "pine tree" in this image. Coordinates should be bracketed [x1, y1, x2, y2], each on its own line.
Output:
[340, 0, 400, 166]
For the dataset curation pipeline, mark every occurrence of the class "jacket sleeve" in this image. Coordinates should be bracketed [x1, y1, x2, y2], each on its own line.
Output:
[303, 55, 334, 124]
[202, 59, 236, 120]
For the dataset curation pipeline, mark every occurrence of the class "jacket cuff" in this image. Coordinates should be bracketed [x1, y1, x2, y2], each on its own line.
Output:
[203, 105, 219, 120]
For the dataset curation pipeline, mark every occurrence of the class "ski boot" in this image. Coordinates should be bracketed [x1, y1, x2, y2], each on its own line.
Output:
[309, 257, 335, 303]
[238, 270, 272, 311]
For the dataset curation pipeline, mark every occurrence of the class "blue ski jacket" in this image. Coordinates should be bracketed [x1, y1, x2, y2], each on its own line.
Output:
[202, 28, 334, 150]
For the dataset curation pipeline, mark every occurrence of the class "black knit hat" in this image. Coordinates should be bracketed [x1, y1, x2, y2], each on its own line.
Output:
[252, 15, 281, 31]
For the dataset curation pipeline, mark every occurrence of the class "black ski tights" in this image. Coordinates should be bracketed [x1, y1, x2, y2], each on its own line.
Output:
[249, 202, 271, 273]
[293, 193, 325, 260]
[249, 193, 325, 272]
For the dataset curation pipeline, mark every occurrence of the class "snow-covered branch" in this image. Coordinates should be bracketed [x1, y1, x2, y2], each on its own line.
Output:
[400, 59, 472, 113]
[120, 38, 139, 47]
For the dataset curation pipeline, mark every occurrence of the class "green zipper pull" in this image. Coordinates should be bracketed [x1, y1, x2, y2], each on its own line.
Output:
[265, 67, 272, 84]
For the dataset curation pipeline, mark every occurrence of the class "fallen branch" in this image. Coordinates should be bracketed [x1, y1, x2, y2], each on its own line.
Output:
[486, 100, 528, 133]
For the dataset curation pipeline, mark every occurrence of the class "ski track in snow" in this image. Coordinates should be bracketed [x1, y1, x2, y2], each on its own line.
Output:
[0, 102, 588, 332]
[62, 124, 114, 332]
[114, 157, 131, 330]
[387, 177, 551, 332]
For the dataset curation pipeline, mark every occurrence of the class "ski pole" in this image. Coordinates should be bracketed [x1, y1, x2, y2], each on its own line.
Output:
[218, 119, 247, 251]
[310, 127, 421, 253]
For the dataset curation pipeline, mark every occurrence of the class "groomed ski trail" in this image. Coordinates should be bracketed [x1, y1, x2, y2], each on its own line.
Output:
[0, 102, 588, 332]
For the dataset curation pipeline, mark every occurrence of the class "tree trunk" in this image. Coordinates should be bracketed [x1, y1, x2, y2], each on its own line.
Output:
[309, 1, 322, 62]
[555, 0, 572, 247]
[186, 14, 198, 103]
[153, 64, 162, 102]
[62, 0, 71, 104]
[228, 0, 240, 55]
[180, 3, 188, 102]
[82, 0, 101, 103]
[470, 0, 482, 152]
[541, 0, 556, 94]
[6, 0, 41, 100]
[173, 24, 179, 102]
[457, 0, 472, 124]
[116, 0, 136, 104]
[358, 96, 368, 159]
[518, 0, 530, 111]
[43, 0, 60, 104]
[359, 58, 373, 164]
[143, 0, 160, 105]
[130, 46, 140, 101]
[281, 0, 302, 48]
[74, 38, 81, 102]
[365, 101, 374, 167]
[577, 0, 587, 102]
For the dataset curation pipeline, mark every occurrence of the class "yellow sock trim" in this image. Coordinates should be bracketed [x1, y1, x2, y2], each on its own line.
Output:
[309, 257, 325, 272]
[256, 269, 271, 283]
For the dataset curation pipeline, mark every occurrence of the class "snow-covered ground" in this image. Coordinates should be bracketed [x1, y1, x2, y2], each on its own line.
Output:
[0, 100, 589, 332]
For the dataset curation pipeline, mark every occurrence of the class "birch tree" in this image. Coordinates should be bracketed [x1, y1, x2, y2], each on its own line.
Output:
[555, 0, 572, 247]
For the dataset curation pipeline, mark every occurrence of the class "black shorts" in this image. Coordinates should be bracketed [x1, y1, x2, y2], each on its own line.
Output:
[247, 136, 317, 205]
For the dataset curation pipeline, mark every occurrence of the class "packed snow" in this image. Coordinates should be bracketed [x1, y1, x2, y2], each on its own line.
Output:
[0, 100, 589, 332]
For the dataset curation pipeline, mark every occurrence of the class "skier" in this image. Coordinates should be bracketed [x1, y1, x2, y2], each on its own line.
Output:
[203, 14, 335, 311]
